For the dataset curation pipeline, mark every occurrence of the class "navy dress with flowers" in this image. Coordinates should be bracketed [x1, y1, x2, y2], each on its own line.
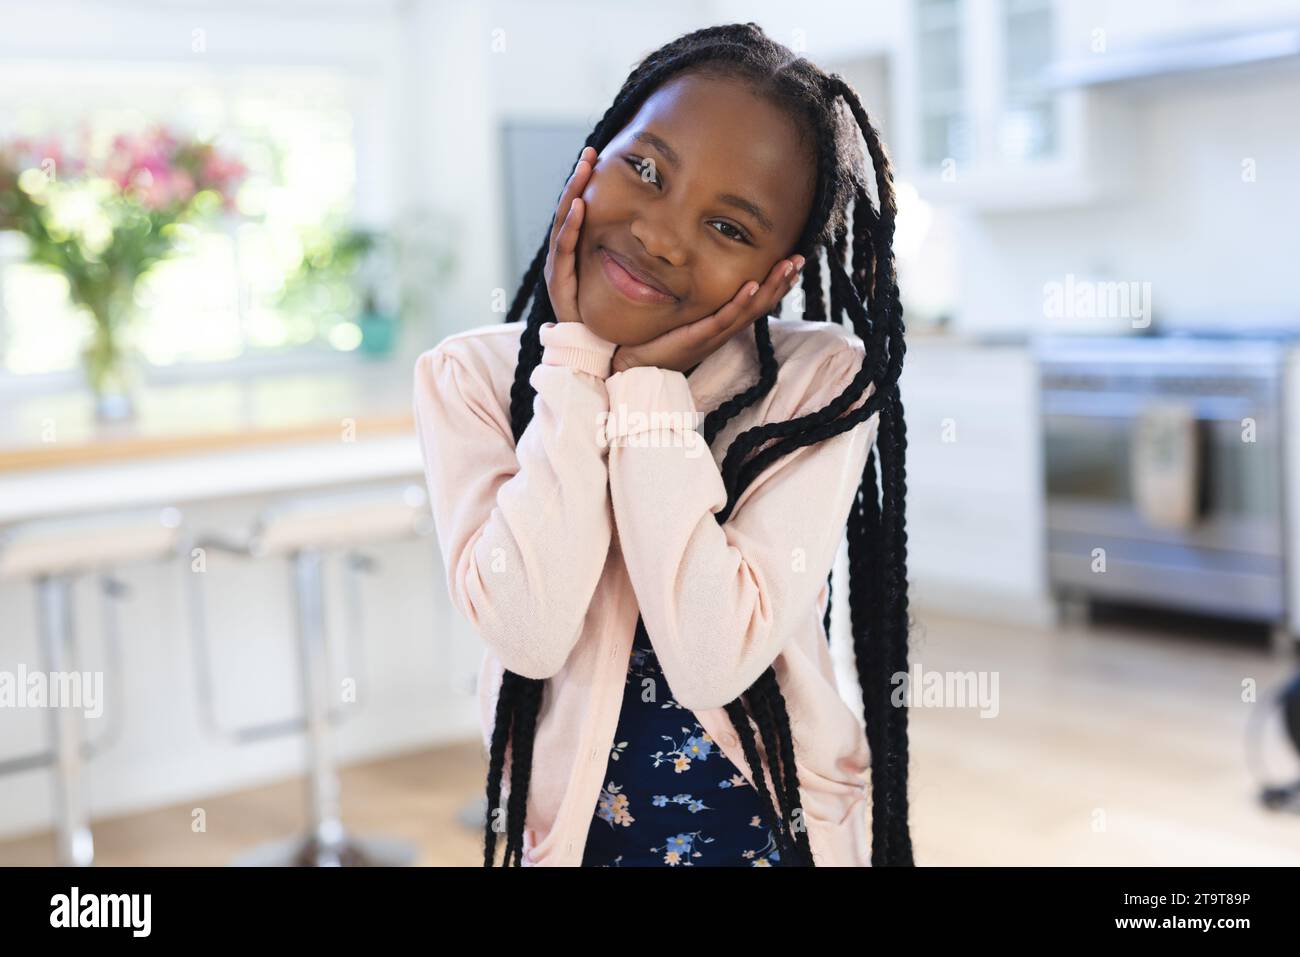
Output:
[580, 620, 784, 867]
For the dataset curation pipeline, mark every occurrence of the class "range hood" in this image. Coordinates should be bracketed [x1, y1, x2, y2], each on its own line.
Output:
[1043, 24, 1300, 88]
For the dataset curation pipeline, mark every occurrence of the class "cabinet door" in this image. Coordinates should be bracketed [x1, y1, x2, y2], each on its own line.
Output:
[914, 0, 1062, 171]
[898, 346, 1047, 599]
[915, 0, 974, 168]
[996, 0, 1060, 163]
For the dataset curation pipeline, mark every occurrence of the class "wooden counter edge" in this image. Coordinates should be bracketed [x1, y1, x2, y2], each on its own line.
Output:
[0, 412, 417, 473]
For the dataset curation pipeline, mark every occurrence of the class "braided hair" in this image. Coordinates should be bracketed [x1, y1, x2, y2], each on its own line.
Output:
[484, 22, 913, 867]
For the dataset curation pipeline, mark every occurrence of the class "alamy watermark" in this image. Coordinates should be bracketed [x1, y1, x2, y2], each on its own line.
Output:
[596, 405, 706, 458]
[0, 665, 103, 718]
[1043, 273, 1152, 328]
[50, 886, 150, 936]
[890, 663, 999, 718]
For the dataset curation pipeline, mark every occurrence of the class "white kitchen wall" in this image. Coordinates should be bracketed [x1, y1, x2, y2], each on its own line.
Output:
[709, 0, 906, 60]
[951, 64, 1300, 337]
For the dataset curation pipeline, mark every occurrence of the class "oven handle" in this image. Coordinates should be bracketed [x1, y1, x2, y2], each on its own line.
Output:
[1041, 391, 1260, 422]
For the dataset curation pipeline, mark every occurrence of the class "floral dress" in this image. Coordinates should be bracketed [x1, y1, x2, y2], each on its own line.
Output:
[580, 620, 784, 867]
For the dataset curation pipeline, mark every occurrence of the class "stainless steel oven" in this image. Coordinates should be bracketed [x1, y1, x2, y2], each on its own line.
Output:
[1036, 334, 1292, 628]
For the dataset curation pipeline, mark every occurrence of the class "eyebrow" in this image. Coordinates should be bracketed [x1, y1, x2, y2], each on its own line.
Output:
[632, 130, 775, 234]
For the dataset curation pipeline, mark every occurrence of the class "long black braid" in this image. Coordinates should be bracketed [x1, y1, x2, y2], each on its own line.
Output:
[483, 22, 913, 867]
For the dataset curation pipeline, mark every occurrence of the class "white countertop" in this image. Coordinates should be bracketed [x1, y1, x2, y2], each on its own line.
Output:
[0, 432, 425, 524]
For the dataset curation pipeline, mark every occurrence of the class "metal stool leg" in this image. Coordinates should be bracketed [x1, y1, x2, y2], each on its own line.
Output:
[38, 575, 94, 867]
[231, 549, 414, 867]
[297, 548, 346, 862]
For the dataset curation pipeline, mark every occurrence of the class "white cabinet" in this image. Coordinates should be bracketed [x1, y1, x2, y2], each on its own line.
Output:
[1050, 0, 1300, 88]
[897, 339, 1052, 623]
[898, 0, 1138, 209]
[1061, 0, 1300, 51]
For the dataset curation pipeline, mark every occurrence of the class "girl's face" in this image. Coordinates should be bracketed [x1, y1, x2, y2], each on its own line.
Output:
[575, 72, 817, 346]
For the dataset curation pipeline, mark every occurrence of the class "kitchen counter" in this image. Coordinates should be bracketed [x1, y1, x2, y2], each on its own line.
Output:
[0, 361, 425, 523]
[0, 362, 416, 472]
[0, 432, 424, 524]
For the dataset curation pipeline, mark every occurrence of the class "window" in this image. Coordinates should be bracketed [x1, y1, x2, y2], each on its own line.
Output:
[0, 61, 363, 379]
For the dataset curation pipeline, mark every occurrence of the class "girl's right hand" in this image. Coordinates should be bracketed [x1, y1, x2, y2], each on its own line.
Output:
[545, 146, 598, 324]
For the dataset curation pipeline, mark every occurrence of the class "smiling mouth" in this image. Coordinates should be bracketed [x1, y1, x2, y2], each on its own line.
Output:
[598, 247, 677, 305]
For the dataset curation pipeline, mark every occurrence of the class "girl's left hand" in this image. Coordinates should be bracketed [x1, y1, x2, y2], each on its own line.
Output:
[611, 254, 806, 375]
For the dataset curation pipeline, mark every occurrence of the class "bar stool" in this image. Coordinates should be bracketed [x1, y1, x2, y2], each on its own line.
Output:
[0, 506, 183, 866]
[185, 482, 432, 867]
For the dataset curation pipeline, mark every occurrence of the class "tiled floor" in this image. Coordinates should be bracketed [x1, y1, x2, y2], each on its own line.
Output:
[2, 606, 1298, 866]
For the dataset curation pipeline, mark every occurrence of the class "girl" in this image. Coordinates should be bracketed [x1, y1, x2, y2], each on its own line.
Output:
[414, 22, 912, 867]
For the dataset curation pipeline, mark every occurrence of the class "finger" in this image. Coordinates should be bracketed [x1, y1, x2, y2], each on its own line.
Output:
[753, 254, 805, 318]
[550, 147, 597, 250]
[658, 279, 761, 358]
[686, 274, 764, 348]
[706, 255, 804, 344]
[552, 196, 584, 294]
[550, 168, 586, 253]
[665, 254, 805, 356]
[556, 196, 584, 257]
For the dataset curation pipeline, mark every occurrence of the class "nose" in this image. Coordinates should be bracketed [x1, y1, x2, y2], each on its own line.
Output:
[630, 212, 687, 268]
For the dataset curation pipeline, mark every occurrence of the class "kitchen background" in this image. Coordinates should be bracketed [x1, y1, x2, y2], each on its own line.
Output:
[1, 0, 1298, 866]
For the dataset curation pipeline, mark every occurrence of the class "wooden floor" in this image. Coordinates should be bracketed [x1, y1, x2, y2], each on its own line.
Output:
[3, 605, 1298, 867]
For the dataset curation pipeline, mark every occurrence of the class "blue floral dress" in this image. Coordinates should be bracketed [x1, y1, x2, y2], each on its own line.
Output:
[580, 620, 784, 867]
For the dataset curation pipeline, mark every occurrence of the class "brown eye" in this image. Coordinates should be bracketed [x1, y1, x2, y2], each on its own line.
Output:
[624, 155, 661, 189]
[711, 221, 751, 245]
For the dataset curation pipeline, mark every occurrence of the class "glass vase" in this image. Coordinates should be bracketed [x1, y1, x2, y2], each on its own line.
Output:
[83, 315, 136, 423]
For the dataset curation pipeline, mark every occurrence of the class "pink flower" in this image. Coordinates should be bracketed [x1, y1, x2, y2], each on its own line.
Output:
[200, 151, 246, 191]
[136, 168, 196, 211]
[4, 124, 244, 212]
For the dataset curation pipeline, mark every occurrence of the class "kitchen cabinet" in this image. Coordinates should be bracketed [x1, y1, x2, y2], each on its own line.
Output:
[1060, 0, 1300, 52]
[898, 0, 1138, 208]
[897, 338, 1053, 624]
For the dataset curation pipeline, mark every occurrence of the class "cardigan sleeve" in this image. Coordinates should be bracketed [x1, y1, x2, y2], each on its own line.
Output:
[413, 321, 618, 679]
[604, 341, 878, 710]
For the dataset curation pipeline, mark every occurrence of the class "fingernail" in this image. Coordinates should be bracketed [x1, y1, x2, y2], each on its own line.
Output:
[748, 282, 759, 296]
[783, 262, 793, 277]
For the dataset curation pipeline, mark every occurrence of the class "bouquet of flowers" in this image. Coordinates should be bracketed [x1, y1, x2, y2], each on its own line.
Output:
[0, 125, 246, 417]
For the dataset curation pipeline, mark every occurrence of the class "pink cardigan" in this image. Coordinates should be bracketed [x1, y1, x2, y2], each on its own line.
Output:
[412, 316, 880, 866]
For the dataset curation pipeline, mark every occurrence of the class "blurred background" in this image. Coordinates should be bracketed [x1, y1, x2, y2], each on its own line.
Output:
[1, 0, 1298, 867]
